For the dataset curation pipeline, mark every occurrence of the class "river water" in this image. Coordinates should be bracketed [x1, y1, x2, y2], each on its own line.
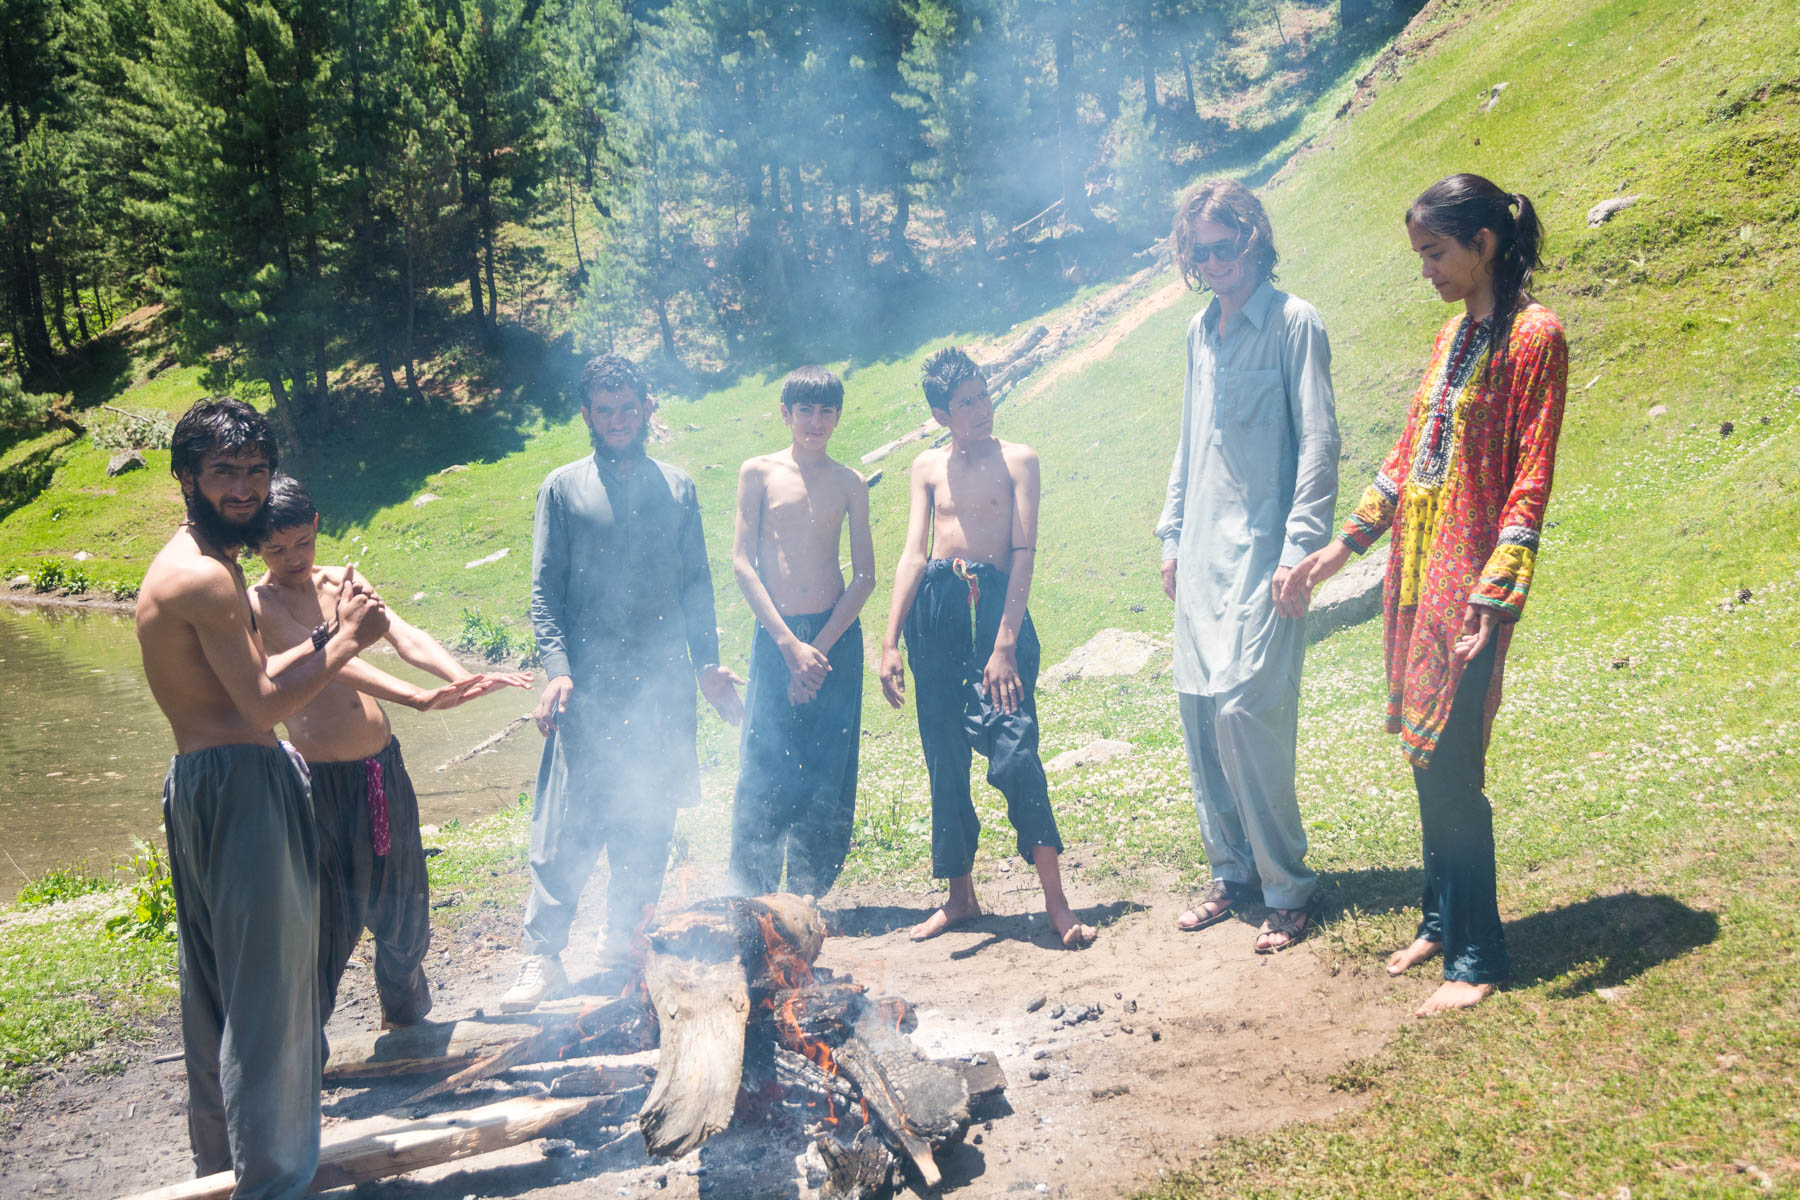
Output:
[0, 600, 546, 902]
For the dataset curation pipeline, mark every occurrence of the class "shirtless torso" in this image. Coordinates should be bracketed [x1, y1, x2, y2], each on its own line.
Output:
[251, 566, 394, 761]
[137, 527, 386, 756]
[732, 443, 876, 703]
[910, 436, 1036, 567]
[738, 447, 866, 614]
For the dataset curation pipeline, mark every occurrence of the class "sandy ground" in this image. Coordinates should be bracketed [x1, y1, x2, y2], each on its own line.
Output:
[0, 851, 1431, 1200]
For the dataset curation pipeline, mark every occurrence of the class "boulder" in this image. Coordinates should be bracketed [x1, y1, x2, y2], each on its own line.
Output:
[1586, 194, 1642, 227]
[1306, 543, 1389, 642]
[1040, 629, 1162, 687]
[72, 551, 94, 562]
[1044, 739, 1135, 774]
[9, 574, 29, 589]
[413, 492, 440, 508]
[106, 449, 147, 476]
[1647, 404, 1669, 418]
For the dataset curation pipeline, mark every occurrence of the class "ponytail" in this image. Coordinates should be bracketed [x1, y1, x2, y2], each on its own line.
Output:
[1406, 174, 1547, 383]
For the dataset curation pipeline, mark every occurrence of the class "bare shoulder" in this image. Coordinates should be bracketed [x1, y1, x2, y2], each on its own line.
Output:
[144, 546, 239, 624]
[998, 439, 1040, 473]
[739, 450, 782, 481]
[912, 445, 949, 479]
[831, 458, 866, 492]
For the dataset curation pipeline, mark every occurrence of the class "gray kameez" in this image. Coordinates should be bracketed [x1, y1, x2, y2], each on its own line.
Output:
[1155, 281, 1339, 909]
[523, 449, 722, 957]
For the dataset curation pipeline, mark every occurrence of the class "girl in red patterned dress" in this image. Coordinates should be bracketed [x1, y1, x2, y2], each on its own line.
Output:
[1286, 174, 1568, 1015]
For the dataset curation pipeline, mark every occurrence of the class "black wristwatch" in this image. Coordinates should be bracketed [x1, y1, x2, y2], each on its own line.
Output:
[310, 622, 334, 652]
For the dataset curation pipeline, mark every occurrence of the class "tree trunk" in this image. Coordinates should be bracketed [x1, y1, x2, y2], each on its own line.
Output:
[1140, 0, 1157, 113]
[68, 271, 90, 342]
[481, 166, 499, 332]
[890, 183, 911, 260]
[460, 162, 485, 323]
[1054, 24, 1090, 227]
[1179, 43, 1198, 116]
[48, 257, 73, 350]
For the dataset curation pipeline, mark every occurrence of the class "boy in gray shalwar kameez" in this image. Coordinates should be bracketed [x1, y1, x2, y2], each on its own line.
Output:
[1156, 180, 1340, 953]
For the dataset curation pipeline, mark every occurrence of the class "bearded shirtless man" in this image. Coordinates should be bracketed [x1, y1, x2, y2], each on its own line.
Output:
[136, 399, 388, 1199]
[878, 347, 1095, 950]
[249, 474, 532, 1030]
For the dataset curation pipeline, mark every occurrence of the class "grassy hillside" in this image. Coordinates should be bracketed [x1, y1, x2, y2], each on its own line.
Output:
[3, 0, 1798, 1188]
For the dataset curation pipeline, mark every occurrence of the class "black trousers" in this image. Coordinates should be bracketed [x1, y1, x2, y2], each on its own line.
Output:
[730, 612, 862, 898]
[904, 558, 1062, 879]
[308, 737, 433, 1026]
[1412, 638, 1510, 984]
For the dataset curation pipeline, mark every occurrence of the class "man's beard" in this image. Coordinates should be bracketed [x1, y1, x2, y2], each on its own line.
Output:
[185, 488, 271, 551]
[590, 423, 650, 462]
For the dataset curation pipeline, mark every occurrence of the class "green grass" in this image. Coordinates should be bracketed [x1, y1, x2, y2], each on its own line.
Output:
[0, 901, 178, 1091]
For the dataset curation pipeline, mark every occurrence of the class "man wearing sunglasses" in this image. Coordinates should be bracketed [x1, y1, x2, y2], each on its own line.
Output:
[1155, 179, 1340, 953]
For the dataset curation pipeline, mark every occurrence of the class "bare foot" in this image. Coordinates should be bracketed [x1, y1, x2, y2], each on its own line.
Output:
[1385, 937, 1442, 976]
[1050, 907, 1097, 949]
[910, 899, 981, 942]
[1414, 980, 1495, 1016]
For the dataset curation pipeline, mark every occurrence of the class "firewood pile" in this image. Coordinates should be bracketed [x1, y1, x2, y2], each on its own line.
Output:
[118, 894, 1005, 1200]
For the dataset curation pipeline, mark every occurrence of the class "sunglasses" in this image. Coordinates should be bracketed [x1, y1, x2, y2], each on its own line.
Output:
[1189, 237, 1244, 265]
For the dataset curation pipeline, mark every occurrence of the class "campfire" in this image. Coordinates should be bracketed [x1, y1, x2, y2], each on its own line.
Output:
[122, 893, 1006, 1200]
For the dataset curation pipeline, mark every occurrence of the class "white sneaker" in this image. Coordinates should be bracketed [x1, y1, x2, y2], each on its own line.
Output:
[499, 955, 565, 1012]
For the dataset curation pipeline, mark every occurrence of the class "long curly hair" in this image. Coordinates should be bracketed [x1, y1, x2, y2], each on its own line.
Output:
[1171, 178, 1279, 293]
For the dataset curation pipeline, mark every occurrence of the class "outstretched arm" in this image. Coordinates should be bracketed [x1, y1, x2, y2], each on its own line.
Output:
[879, 455, 934, 709]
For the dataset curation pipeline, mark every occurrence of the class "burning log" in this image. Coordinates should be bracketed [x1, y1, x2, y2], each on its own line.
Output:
[117, 1094, 606, 1200]
[636, 894, 825, 1158]
[817, 1125, 899, 1200]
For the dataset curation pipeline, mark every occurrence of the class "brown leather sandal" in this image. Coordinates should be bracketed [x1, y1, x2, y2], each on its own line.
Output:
[1255, 892, 1323, 954]
[1177, 879, 1241, 932]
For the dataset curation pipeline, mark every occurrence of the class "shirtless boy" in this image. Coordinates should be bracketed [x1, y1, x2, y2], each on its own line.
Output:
[729, 366, 875, 897]
[136, 398, 388, 1198]
[249, 475, 531, 1029]
[879, 348, 1095, 949]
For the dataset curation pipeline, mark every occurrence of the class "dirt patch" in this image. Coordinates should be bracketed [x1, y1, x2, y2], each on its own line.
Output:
[0, 858, 1421, 1199]
[3, 586, 134, 613]
[1015, 280, 1192, 408]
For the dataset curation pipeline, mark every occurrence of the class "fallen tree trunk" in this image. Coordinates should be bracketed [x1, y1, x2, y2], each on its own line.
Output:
[116, 1094, 604, 1200]
[636, 895, 824, 1158]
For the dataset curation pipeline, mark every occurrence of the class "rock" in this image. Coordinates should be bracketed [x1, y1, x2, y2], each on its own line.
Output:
[1477, 81, 1509, 112]
[413, 492, 440, 508]
[9, 574, 29, 589]
[72, 550, 94, 561]
[1307, 543, 1388, 642]
[1028, 1067, 1050, 1081]
[437, 463, 469, 475]
[106, 449, 146, 476]
[1719, 421, 1734, 437]
[1044, 738, 1135, 774]
[1586, 194, 1643, 227]
[411, 592, 427, 603]
[464, 548, 509, 569]
[1647, 404, 1669, 418]
[1040, 629, 1161, 687]
[1032, 1048, 1050, 1061]
[1025, 994, 1047, 1013]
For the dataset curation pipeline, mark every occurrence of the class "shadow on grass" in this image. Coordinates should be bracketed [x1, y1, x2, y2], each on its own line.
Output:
[1316, 865, 1430, 917]
[1506, 890, 1719, 996]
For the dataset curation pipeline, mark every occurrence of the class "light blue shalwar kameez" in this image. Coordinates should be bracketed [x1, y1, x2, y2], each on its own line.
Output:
[1155, 281, 1340, 909]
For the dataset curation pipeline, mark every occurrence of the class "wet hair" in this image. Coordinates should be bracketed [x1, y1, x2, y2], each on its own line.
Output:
[261, 474, 318, 536]
[170, 398, 278, 481]
[578, 353, 649, 407]
[920, 346, 983, 412]
[1406, 173, 1545, 380]
[1172, 178, 1279, 292]
[780, 365, 844, 410]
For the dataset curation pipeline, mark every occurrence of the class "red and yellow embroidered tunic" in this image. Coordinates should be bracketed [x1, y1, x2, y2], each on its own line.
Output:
[1339, 303, 1568, 768]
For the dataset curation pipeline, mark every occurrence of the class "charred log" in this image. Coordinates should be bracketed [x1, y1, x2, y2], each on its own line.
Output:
[817, 1125, 899, 1200]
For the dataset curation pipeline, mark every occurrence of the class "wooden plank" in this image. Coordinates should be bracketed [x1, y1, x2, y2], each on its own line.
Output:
[323, 1015, 550, 1079]
[117, 1094, 602, 1200]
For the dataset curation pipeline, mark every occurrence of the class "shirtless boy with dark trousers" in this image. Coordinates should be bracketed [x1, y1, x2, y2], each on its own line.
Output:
[136, 399, 389, 1199]
[249, 474, 531, 1030]
[878, 348, 1096, 949]
[729, 366, 876, 898]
